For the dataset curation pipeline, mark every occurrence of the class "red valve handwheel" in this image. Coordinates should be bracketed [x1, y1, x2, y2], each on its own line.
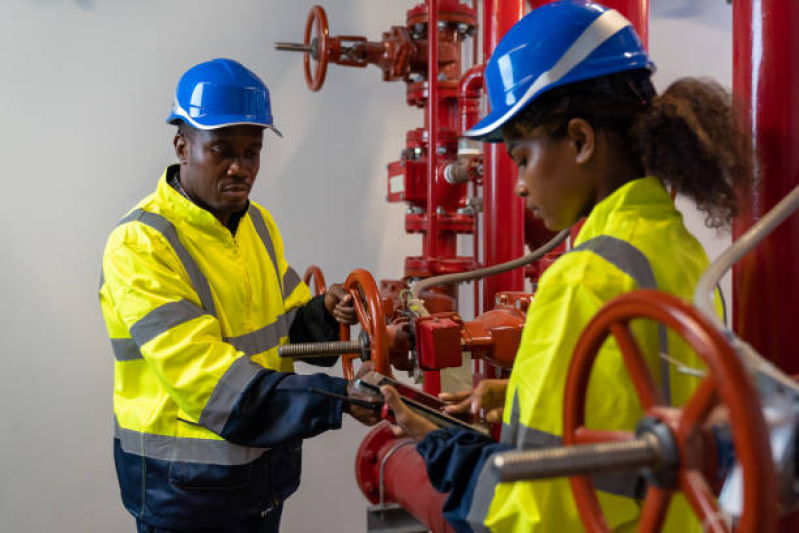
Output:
[302, 265, 327, 296]
[304, 5, 330, 92]
[340, 269, 391, 381]
[564, 290, 776, 533]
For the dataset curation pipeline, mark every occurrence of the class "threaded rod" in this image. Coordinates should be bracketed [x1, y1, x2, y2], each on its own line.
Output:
[275, 42, 315, 53]
[494, 436, 661, 482]
[278, 340, 363, 358]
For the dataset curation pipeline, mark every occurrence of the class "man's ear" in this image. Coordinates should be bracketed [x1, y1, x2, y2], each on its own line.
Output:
[566, 118, 594, 165]
[174, 134, 188, 164]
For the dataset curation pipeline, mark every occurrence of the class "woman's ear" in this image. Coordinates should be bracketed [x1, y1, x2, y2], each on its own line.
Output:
[566, 118, 595, 164]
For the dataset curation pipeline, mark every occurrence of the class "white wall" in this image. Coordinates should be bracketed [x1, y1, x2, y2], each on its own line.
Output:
[0, 1, 733, 532]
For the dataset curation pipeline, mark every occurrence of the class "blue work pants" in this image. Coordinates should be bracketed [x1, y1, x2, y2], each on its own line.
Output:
[135, 503, 283, 533]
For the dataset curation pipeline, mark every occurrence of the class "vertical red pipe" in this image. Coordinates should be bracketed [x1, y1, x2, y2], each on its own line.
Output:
[481, 0, 526, 312]
[526, 0, 648, 46]
[427, 0, 439, 269]
[732, 2, 799, 529]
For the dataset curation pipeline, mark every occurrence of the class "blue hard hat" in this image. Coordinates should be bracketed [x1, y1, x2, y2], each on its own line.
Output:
[166, 58, 282, 135]
[466, 0, 654, 143]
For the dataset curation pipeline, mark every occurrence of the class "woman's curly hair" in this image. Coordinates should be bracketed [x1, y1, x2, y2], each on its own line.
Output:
[503, 70, 752, 229]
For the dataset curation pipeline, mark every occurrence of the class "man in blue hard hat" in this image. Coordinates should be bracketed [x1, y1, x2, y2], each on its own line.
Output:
[99, 58, 379, 532]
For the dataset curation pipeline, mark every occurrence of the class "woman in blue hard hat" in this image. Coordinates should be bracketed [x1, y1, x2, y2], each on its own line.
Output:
[99, 58, 381, 533]
[379, 1, 745, 531]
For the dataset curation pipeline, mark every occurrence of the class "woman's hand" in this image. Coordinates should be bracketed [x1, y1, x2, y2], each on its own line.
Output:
[439, 378, 509, 424]
[381, 385, 439, 440]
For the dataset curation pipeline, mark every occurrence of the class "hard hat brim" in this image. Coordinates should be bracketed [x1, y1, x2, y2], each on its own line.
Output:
[167, 111, 283, 137]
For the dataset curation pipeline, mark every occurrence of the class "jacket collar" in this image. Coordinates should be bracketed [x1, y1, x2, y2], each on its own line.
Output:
[575, 176, 678, 246]
[157, 165, 249, 236]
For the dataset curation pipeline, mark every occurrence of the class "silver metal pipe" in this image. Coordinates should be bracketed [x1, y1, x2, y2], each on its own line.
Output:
[493, 436, 660, 483]
[411, 228, 570, 298]
[695, 183, 799, 328]
[693, 183, 799, 392]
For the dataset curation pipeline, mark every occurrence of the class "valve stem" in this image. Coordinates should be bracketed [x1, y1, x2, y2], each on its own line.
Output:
[275, 42, 315, 53]
[493, 435, 661, 482]
[279, 340, 364, 358]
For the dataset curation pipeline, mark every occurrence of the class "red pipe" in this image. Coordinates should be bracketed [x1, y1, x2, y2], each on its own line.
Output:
[356, 424, 456, 533]
[732, 1, 799, 529]
[458, 64, 484, 133]
[427, 0, 439, 269]
[481, 0, 526, 312]
[458, 65, 485, 318]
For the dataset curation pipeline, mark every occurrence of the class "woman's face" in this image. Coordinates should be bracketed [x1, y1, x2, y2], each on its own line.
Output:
[505, 133, 592, 231]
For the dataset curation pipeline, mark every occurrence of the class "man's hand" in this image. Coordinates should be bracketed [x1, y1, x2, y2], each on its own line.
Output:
[343, 361, 381, 426]
[381, 385, 439, 440]
[324, 283, 358, 325]
[439, 378, 508, 424]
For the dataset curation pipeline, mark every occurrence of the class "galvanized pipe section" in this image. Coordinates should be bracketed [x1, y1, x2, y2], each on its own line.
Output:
[493, 435, 661, 483]
[278, 340, 363, 358]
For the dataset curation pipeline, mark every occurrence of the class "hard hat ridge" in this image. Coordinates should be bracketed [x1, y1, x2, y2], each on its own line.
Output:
[166, 58, 282, 136]
[466, 0, 654, 143]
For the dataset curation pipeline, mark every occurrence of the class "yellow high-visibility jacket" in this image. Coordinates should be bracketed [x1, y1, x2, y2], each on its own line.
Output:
[419, 177, 723, 532]
[99, 166, 348, 529]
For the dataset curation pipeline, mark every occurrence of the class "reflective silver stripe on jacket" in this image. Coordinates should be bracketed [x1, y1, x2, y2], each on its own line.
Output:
[119, 209, 218, 317]
[199, 355, 267, 434]
[112, 310, 291, 362]
[114, 417, 267, 465]
[248, 205, 283, 295]
[282, 267, 302, 299]
[225, 315, 290, 356]
[130, 299, 208, 348]
[570, 235, 671, 404]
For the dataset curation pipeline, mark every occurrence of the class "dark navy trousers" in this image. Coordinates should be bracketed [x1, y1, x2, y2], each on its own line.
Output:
[136, 503, 283, 533]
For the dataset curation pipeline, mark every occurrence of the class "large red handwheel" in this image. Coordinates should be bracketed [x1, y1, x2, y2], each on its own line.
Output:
[302, 265, 327, 296]
[303, 5, 330, 92]
[563, 290, 776, 533]
[340, 269, 391, 381]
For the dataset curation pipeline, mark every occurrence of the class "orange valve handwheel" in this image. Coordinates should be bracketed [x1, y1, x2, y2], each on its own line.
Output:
[564, 290, 776, 533]
[304, 5, 330, 92]
[340, 269, 391, 381]
[303, 265, 327, 296]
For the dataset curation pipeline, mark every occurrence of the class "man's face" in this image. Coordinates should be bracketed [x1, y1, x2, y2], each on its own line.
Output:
[175, 125, 265, 225]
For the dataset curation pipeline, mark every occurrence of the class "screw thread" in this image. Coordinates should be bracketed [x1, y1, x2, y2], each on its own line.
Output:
[278, 340, 363, 358]
[494, 437, 660, 482]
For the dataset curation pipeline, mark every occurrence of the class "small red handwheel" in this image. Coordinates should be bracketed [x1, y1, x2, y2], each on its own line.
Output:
[302, 265, 327, 296]
[564, 290, 776, 533]
[340, 269, 391, 381]
[304, 5, 330, 92]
